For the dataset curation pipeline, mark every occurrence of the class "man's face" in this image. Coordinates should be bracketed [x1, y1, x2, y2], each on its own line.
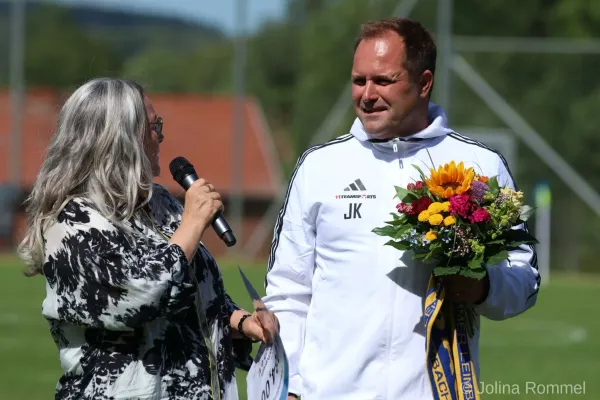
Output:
[351, 31, 430, 139]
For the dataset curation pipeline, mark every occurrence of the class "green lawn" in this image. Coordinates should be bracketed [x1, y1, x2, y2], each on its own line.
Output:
[0, 255, 597, 399]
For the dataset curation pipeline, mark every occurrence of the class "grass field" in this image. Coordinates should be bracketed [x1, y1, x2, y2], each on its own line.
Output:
[0, 254, 598, 399]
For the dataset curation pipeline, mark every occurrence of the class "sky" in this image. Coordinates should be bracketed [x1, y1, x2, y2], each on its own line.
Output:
[51, 0, 288, 34]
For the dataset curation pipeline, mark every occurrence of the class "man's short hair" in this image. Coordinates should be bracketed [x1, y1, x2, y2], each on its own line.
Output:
[354, 17, 437, 84]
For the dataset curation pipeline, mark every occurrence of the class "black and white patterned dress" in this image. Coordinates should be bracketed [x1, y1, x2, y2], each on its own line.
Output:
[41, 184, 252, 399]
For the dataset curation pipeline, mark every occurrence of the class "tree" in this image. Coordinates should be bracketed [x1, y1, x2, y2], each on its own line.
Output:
[24, 5, 122, 89]
[289, 0, 400, 153]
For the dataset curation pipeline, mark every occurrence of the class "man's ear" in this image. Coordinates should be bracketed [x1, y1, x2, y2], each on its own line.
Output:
[419, 70, 434, 99]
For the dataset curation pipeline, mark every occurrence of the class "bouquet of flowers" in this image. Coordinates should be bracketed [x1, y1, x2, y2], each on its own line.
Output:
[372, 160, 538, 400]
[373, 161, 538, 282]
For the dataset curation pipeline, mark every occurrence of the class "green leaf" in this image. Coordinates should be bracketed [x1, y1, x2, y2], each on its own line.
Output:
[487, 176, 500, 197]
[423, 250, 440, 262]
[388, 214, 411, 225]
[433, 265, 461, 276]
[486, 250, 509, 266]
[459, 267, 487, 279]
[411, 164, 429, 181]
[468, 255, 484, 270]
[484, 239, 505, 245]
[403, 192, 420, 202]
[384, 240, 411, 251]
[384, 218, 407, 227]
[410, 241, 444, 263]
[394, 185, 412, 201]
[519, 205, 536, 222]
[413, 252, 429, 260]
[393, 224, 413, 239]
[372, 226, 397, 237]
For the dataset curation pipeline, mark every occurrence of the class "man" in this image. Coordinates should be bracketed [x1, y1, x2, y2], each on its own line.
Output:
[263, 18, 540, 400]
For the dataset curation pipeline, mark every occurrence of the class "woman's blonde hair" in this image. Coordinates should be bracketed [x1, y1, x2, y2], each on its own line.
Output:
[18, 78, 154, 276]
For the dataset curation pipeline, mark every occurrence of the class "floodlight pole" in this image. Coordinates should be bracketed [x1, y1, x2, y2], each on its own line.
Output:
[231, 0, 247, 250]
[9, 0, 26, 185]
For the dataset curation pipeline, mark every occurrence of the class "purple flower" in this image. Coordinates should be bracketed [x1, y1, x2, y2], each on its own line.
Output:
[469, 180, 489, 203]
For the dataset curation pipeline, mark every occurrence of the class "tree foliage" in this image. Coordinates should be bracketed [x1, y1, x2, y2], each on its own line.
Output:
[10, 0, 600, 271]
[24, 5, 122, 89]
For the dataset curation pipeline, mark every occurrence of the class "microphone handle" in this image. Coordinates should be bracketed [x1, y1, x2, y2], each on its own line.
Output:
[181, 173, 199, 190]
[179, 172, 237, 247]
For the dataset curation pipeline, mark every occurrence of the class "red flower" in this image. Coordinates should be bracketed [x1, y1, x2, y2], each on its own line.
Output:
[411, 196, 433, 215]
[407, 183, 416, 191]
[449, 194, 475, 219]
[415, 181, 424, 190]
[396, 202, 413, 214]
[470, 208, 491, 223]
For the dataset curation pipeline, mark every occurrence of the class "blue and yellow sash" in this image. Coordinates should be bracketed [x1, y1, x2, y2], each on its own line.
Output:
[424, 276, 480, 400]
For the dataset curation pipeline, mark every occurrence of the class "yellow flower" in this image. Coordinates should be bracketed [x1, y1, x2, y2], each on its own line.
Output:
[418, 210, 431, 222]
[425, 231, 437, 241]
[429, 213, 444, 225]
[427, 202, 445, 214]
[425, 161, 475, 199]
[442, 202, 451, 212]
[444, 215, 456, 226]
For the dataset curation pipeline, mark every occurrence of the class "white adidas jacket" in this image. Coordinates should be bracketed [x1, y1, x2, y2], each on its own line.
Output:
[263, 104, 540, 400]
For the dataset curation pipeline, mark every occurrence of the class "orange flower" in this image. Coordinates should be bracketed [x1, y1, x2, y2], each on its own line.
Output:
[475, 174, 489, 183]
[425, 161, 475, 199]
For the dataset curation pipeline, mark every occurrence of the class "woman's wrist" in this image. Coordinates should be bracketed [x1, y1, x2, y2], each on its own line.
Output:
[230, 310, 249, 334]
[169, 220, 204, 262]
[230, 309, 259, 342]
[179, 218, 206, 241]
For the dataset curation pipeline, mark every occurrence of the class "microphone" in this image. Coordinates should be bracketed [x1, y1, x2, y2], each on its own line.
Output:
[169, 156, 237, 247]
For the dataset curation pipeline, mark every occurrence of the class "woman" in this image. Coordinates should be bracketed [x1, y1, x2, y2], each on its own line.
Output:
[17, 78, 278, 399]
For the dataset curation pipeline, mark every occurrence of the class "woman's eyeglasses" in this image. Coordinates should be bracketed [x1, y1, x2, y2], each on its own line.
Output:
[149, 117, 163, 139]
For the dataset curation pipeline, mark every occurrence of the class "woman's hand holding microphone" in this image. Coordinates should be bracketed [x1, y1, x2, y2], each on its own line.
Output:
[170, 178, 223, 262]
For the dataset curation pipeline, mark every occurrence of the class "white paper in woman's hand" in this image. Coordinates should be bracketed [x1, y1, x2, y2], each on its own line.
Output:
[238, 266, 289, 400]
[246, 334, 289, 400]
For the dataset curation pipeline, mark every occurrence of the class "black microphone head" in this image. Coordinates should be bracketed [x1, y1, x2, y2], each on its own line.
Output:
[169, 156, 196, 185]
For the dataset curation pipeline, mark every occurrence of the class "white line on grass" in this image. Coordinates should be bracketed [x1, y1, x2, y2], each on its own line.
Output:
[481, 318, 588, 348]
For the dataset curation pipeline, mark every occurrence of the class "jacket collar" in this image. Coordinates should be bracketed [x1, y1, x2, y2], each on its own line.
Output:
[350, 102, 452, 155]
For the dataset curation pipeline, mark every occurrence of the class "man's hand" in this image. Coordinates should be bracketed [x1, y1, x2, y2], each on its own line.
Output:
[231, 309, 279, 344]
[242, 309, 280, 344]
[442, 274, 490, 304]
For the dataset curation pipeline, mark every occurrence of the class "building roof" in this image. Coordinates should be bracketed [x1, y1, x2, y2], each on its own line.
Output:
[0, 89, 282, 198]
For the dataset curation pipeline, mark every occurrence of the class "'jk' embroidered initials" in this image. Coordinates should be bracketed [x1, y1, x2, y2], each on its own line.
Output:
[344, 203, 362, 219]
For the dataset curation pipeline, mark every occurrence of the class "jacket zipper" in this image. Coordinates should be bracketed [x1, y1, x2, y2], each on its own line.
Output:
[387, 137, 404, 399]
[392, 138, 403, 168]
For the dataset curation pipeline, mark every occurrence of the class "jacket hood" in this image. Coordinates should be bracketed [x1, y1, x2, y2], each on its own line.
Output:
[350, 102, 452, 155]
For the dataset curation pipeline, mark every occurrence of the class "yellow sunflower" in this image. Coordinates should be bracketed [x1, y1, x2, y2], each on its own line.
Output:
[425, 161, 475, 199]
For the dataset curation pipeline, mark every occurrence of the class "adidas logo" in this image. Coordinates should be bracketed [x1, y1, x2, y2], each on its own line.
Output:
[344, 179, 367, 191]
[336, 179, 376, 200]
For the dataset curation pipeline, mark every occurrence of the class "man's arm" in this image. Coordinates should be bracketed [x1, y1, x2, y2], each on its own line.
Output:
[263, 161, 315, 398]
[475, 154, 541, 320]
